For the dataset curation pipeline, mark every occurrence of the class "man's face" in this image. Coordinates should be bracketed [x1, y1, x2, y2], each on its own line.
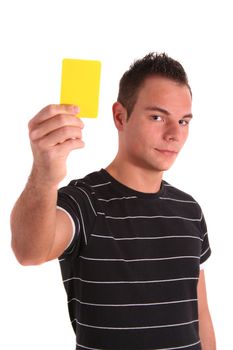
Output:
[119, 76, 192, 173]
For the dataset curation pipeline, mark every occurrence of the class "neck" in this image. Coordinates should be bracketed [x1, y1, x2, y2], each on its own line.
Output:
[105, 157, 163, 194]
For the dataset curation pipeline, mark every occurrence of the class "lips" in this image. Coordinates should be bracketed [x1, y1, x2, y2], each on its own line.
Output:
[155, 148, 178, 155]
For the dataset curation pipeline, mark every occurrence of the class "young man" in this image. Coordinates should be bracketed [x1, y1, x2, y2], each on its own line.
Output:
[11, 53, 216, 349]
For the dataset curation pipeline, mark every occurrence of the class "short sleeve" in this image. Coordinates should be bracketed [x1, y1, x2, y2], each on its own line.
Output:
[57, 180, 97, 259]
[200, 213, 211, 265]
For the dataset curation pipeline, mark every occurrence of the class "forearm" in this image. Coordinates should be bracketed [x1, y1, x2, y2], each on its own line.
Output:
[11, 104, 84, 264]
[11, 170, 58, 265]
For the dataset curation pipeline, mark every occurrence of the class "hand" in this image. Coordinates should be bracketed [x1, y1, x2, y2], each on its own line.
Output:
[28, 104, 84, 185]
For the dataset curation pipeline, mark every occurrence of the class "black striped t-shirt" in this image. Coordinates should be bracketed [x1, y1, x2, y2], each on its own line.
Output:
[57, 169, 211, 350]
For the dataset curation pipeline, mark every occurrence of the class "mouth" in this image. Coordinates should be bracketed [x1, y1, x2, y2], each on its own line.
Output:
[155, 148, 178, 156]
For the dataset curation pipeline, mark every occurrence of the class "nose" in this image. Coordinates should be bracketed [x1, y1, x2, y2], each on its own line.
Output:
[163, 121, 180, 142]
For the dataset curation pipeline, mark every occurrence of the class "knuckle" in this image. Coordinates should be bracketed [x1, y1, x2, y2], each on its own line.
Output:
[36, 139, 46, 151]
[48, 104, 56, 115]
[28, 118, 35, 130]
[28, 121, 32, 131]
[28, 124, 38, 141]
[29, 129, 36, 141]
[62, 126, 72, 137]
[47, 104, 61, 116]
[57, 114, 68, 126]
[77, 118, 84, 128]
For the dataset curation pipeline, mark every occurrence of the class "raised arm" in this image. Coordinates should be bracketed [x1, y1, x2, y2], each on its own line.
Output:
[11, 104, 84, 265]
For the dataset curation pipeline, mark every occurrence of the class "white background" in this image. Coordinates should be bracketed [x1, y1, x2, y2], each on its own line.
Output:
[0, 0, 232, 348]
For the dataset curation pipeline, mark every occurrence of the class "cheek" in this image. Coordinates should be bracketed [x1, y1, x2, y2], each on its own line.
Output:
[124, 129, 147, 155]
[125, 120, 158, 149]
[181, 129, 189, 144]
[127, 125, 146, 143]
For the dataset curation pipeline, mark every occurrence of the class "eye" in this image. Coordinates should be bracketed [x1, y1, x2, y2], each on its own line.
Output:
[179, 119, 189, 126]
[151, 115, 163, 121]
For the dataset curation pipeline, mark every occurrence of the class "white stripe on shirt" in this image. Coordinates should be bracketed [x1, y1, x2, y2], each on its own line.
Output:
[72, 317, 199, 330]
[76, 340, 201, 350]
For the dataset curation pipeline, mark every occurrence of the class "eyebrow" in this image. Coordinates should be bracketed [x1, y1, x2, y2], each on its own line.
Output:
[144, 106, 193, 119]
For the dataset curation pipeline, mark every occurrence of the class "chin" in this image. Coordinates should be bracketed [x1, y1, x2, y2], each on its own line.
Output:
[159, 159, 177, 171]
[152, 163, 174, 172]
[154, 166, 171, 172]
[143, 164, 172, 173]
[134, 156, 175, 172]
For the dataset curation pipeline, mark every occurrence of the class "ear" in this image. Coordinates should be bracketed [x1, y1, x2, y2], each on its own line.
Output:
[112, 102, 128, 131]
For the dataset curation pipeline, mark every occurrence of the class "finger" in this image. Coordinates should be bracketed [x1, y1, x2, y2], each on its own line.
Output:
[30, 114, 84, 141]
[55, 138, 85, 154]
[29, 104, 80, 127]
[34, 126, 83, 149]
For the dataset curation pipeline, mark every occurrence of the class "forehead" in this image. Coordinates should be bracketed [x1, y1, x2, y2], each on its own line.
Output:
[136, 76, 192, 113]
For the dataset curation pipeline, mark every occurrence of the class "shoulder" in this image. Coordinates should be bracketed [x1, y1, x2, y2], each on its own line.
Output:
[59, 170, 105, 196]
[58, 170, 112, 211]
[163, 180, 199, 204]
[65, 169, 116, 202]
[162, 180, 204, 219]
[58, 170, 105, 210]
[69, 169, 107, 189]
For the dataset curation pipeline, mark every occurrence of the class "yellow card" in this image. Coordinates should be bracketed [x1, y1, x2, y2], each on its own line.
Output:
[60, 58, 101, 118]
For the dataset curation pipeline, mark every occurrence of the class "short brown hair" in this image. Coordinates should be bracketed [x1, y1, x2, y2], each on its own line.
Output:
[117, 52, 191, 118]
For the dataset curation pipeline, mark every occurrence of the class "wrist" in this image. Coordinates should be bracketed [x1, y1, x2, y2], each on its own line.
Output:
[29, 165, 60, 192]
